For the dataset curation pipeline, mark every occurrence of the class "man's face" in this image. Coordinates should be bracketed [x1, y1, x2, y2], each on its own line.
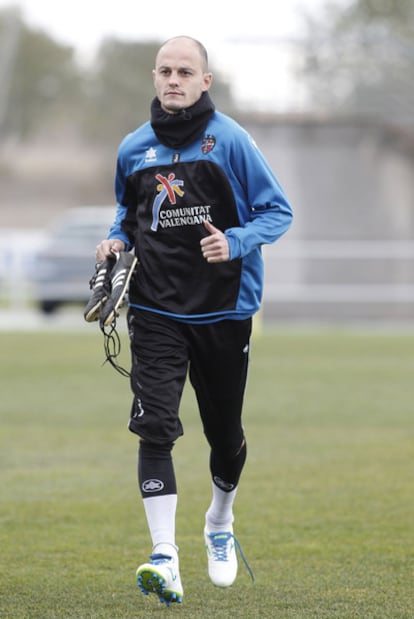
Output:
[153, 39, 212, 113]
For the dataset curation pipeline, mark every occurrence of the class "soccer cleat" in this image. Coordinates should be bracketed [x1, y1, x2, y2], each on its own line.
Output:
[136, 553, 183, 606]
[204, 527, 254, 587]
[83, 257, 115, 322]
[99, 251, 138, 328]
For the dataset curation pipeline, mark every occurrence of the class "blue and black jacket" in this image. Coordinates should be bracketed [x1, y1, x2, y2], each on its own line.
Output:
[108, 105, 293, 323]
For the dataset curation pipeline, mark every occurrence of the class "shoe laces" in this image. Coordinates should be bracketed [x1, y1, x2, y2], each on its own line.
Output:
[149, 553, 174, 565]
[208, 532, 255, 582]
[100, 321, 131, 378]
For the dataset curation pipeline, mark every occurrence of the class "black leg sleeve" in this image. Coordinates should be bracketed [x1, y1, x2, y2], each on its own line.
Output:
[210, 439, 247, 492]
[138, 440, 177, 498]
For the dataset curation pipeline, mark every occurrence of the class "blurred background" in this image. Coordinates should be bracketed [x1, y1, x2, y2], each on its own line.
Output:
[1, 0, 414, 328]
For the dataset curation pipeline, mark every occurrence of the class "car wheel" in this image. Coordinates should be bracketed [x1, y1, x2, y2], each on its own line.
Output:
[40, 300, 61, 314]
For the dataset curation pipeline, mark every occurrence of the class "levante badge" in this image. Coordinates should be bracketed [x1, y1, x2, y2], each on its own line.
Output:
[201, 134, 216, 154]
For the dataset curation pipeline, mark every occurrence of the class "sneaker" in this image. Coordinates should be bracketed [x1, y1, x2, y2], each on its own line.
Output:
[136, 553, 183, 606]
[99, 251, 138, 327]
[204, 527, 254, 587]
[83, 257, 115, 322]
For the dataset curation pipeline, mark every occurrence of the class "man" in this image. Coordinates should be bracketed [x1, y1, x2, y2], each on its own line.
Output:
[90, 36, 293, 606]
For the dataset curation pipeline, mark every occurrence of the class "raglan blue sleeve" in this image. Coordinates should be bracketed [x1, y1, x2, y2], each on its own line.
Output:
[107, 146, 134, 250]
[224, 129, 293, 260]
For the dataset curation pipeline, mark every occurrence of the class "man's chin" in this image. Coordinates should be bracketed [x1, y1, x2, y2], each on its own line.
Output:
[161, 94, 189, 113]
[162, 102, 185, 114]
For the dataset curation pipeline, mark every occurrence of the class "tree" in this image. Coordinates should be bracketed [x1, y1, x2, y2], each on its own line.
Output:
[297, 0, 414, 125]
[0, 6, 82, 140]
[80, 38, 160, 146]
[0, 8, 235, 146]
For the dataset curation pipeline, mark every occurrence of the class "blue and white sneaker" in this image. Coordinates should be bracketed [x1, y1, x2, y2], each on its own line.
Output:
[136, 553, 183, 606]
[204, 527, 254, 587]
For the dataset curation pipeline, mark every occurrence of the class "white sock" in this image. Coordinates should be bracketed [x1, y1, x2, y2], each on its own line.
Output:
[143, 494, 178, 559]
[205, 482, 237, 532]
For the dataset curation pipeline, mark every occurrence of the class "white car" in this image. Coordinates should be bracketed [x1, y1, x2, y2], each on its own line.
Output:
[31, 206, 116, 313]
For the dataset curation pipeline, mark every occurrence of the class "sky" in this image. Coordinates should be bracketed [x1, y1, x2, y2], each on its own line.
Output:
[0, 0, 331, 111]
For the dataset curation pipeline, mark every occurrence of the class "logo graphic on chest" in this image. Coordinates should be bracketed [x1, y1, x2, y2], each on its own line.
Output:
[150, 172, 212, 232]
[151, 173, 185, 231]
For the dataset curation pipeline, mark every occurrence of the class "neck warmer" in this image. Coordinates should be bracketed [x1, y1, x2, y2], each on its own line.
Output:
[150, 91, 215, 149]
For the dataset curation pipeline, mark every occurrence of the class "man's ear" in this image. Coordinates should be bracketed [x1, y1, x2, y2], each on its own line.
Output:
[203, 72, 213, 91]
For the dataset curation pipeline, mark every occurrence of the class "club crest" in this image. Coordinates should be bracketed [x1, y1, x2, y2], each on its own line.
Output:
[201, 134, 216, 154]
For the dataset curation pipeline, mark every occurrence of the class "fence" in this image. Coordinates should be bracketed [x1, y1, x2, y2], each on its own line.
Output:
[263, 239, 414, 323]
[2, 234, 414, 324]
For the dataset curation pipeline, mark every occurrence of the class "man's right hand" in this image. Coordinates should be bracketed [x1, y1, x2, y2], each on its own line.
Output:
[95, 239, 126, 262]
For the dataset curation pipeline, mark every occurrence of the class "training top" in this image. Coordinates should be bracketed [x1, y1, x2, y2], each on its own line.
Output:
[108, 110, 293, 324]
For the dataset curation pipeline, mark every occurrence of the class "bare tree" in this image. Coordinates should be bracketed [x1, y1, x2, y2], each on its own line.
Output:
[0, 7, 82, 141]
[298, 0, 414, 125]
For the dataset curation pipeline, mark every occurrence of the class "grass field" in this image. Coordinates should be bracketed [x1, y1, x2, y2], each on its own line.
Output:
[1, 327, 413, 618]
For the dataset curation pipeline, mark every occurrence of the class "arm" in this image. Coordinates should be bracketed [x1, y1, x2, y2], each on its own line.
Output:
[225, 130, 293, 260]
[96, 147, 136, 261]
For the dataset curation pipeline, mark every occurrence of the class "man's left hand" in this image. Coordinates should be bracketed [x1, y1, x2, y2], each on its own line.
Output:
[200, 220, 230, 263]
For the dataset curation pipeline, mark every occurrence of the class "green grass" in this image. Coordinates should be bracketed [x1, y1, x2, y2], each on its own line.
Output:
[1, 328, 413, 618]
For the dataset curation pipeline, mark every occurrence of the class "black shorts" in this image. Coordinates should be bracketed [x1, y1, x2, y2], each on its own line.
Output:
[127, 308, 252, 452]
